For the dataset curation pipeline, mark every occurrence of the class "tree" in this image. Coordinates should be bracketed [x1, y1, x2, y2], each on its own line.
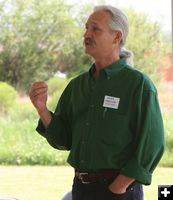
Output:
[0, 1, 170, 91]
[0, 0, 80, 91]
[125, 8, 171, 82]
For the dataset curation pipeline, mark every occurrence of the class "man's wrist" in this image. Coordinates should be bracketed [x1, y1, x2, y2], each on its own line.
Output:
[37, 107, 49, 115]
[37, 107, 52, 129]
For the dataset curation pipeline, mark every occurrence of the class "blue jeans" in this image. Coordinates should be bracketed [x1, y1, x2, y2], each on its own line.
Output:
[72, 177, 144, 200]
[62, 191, 72, 200]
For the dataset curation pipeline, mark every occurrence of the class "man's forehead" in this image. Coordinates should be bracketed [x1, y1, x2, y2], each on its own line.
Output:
[86, 10, 110, 25]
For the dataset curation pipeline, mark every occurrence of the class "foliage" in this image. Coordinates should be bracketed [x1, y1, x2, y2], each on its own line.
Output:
[0, 0, 80, 91]
[0, 76, 70, 165]
[0, 81, 17, 113]
[125, 8, 170, 82]
[48, 90, 63, 111]
[0, 102, 68, 165]
[47, 77, 68, 96]
[0, 1, 170, 92]
[46, 76, 69, 110]
[159, 115, 173, 167]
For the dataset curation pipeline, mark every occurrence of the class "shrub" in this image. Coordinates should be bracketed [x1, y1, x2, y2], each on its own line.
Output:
[10, 101, 38, 121]
[164, 116, 173, 151]
[47, 77, 68, 96]
[0, 114, 69, 165]
[0, 82, 17, 113]
[159, 116, 173, 167]
[48, 90, 63, 111]
[47, 77, 69, 111]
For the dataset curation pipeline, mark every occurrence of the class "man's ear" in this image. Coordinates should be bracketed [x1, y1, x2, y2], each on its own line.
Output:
[113, 31, 123, 44]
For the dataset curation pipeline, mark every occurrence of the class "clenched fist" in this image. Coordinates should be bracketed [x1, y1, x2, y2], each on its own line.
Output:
[29, 81, 48, 114]
[29, 81, 52, 128]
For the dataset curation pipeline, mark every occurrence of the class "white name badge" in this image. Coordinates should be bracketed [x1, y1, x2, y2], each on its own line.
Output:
[103, 95, 120, 109]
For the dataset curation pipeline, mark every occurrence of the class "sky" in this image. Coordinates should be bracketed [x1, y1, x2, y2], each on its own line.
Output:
[66, 0, 172, 34]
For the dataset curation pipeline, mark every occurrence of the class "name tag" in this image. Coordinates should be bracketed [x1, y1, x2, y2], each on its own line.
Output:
[103, 95, 120, 109]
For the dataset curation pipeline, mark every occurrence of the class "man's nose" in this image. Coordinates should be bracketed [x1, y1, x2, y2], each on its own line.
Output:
[84, 28, 92, 38]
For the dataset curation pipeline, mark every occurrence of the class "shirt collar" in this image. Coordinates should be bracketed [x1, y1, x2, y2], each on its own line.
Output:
[89, 58, 127, 79]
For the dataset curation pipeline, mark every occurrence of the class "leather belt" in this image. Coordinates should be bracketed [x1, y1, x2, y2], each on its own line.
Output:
[75, 170, 119, 184]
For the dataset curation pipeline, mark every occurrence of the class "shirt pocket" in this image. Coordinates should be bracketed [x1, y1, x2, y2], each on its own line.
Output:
[98, 107, 131, 146]
[102, 107, 126, 119]
[101, 107, 127, 132]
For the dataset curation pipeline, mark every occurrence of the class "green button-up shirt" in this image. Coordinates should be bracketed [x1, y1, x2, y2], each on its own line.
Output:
[37, 58, 165, 185]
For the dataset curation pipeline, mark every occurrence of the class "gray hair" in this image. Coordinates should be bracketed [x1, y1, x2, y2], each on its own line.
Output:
[120, 48, 134, 66]
[94, 5, 129, 48]
[94, 5, 133, 66]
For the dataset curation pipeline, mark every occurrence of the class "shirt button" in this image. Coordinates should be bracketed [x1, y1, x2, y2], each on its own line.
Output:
[86, 122, 89, 126]
[82, 140, 85, 144]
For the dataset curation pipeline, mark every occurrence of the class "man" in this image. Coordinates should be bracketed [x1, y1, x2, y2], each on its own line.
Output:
[29, 5, 165, 200]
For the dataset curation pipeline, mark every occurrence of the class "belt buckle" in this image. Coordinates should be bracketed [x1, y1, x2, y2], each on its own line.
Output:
[79, 173, 90, 184]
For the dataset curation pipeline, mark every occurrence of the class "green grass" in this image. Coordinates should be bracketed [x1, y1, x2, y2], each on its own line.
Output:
[0, 103, 69, 165]
[0, 166, 173, 200]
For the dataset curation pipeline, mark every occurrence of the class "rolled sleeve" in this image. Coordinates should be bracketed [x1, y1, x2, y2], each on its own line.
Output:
[121, 156, 152, 185]
[36, 112, 54, 138]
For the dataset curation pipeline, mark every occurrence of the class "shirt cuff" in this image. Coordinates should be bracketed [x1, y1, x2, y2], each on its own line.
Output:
[36, 111, 54, 138]
[120, 156, 152, 185]
[36, 118, 47, 137]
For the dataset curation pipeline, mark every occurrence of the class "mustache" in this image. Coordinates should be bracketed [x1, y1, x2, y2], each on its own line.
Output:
[84, 38, 95, 45]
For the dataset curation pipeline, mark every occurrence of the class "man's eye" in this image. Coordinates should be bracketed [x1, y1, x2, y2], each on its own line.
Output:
[93, 27, 100, 32]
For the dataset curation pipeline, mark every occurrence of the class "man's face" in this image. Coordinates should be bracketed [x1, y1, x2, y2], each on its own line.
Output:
[84, 10, 118, 59]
